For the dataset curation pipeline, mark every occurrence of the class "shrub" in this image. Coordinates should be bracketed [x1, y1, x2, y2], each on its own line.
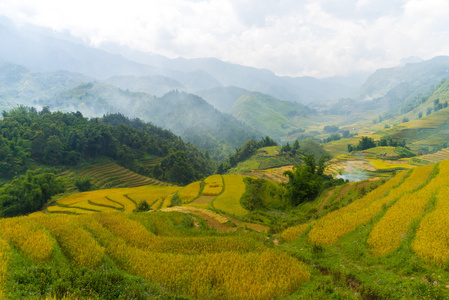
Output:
[74, 177, 92, 192]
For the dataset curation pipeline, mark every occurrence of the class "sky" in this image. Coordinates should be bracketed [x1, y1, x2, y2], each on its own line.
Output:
[0, 0, 448, 78]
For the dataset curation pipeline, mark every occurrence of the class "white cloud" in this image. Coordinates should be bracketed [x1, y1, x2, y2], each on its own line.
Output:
[0, 0, 448, 77]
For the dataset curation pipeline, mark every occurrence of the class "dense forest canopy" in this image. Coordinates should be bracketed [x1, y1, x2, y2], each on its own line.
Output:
[0, 106, 214, 185]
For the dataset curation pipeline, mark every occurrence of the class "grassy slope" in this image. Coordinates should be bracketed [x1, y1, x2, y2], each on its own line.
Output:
[367, 78, 449, 153]
[231, 92, 311, 139]
[227, 146, 301, 175]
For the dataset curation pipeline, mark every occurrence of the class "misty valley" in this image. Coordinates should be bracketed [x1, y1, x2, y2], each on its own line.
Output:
[1, 14, 449, 300]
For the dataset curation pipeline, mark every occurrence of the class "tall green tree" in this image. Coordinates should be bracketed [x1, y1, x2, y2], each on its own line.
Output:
[0, 170, 65, 217]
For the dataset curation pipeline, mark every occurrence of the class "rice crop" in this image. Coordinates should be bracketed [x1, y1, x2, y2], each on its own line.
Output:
[308, 166, 431, 245]
[0, 217, 54, 263]
[201, 175, 223, 196]
[213, 175, 248, 216]
[412, 160, 449, 265]
[178, 181, 202, 203]
[367, 164, 437, 255]
[281, 223, 310, 242]
[33, 215, 105, 267]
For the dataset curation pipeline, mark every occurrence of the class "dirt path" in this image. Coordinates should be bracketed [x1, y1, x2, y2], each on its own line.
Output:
[335, 182, 355, 202]
[318, 187, 337, 211]
[189, 212, 237, 232]
[225, 214, 269, 232]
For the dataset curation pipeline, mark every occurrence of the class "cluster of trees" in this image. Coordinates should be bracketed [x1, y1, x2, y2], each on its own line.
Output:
[323, 125, 339, 133]
[347, 136, 407, 152]
[0, 170, 65, 217]
[217, 136, 277, 174]
[347, 136, 376, 152]
[280, 140, 300, 155]
[0, 107, 214, 185]
[373, 113, 394, 125]
[321, 127, 353, 144]
[322, 133, 342, 143]
[425, 99, 449, 117]
[283, 154, 345, 206]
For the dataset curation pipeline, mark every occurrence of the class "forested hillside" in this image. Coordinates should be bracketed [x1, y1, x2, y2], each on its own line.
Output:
[0, 106, 213, 184]
[38, 84, 258, 160]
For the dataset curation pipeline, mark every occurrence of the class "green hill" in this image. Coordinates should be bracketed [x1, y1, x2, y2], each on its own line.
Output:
[231, 92, 313, 140]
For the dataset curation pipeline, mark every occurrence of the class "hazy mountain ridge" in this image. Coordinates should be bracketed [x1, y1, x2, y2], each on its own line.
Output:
[0, 62, 90, 110]
[357, 56, 449, 101]
[40, 84, 257, 160]
[195, 86, 249, 113]
[231, 92, 313, 140]
[105, 75, 184, 97]
[0, 17, 358, 105]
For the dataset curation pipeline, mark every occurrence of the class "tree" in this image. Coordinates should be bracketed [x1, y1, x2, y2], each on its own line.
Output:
[356, 136, 376, 151]
[284, 165, 322, 206]
[323, 125, 339, 133]
[292, 140, 300, 155]
[0, 170, 65, 217]
[135, 200, 150, 212]
[281, 142, 291, 153]
[74, 177, 93, 192]
[317, 155, 330, 176]
[43, 135, 63, 165]
[303, 154, 316, 174]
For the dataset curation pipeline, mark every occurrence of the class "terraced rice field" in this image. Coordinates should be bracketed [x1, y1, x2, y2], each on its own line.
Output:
[416, 148, 449, 163]
[49, 186, 180, 214]
[213, 175, 248, 217]
[282, 160, 449, 267]
[0, 212, 310, 299]
[177, 181, 202, 203]
[76, 162, 170, 188]
[246, 165, 293, 183]
[201, 175, 223, 196]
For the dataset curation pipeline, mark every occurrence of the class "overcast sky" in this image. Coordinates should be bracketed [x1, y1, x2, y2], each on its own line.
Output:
[1, 0, 448, 78]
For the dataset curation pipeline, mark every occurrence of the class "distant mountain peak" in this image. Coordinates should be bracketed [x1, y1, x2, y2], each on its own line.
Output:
[400, 56, 424, 65]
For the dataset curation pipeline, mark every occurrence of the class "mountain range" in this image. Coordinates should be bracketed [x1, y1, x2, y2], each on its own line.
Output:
[2, 15, 449, 160]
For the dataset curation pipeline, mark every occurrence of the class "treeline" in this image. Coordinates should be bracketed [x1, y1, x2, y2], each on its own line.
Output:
[347, 136, 407, 152]
[0, 106, 214, 185]
[217, 136, 277, 174]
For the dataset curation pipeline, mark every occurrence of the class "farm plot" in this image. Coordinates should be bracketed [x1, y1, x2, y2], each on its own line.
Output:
[201, 175, 223, 196]
[412, 160, 449, 265]
[76, 162, 170, 188]
[367, 164, 437, 255]
[308, 166, 425, 245]
[125, 186, 180, 209]
[416, 148, 449, 163]
[177, 181, 202, 203]
[213, 175, 248, 217]
[0, 211, 311, 299]
[51, 186, 180, 214]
